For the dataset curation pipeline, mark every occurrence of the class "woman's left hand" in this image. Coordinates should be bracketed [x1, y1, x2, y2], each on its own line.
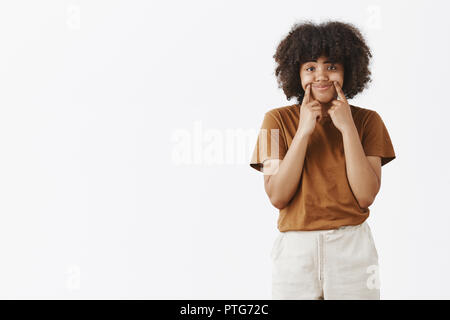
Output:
[328, 81, 356, 134]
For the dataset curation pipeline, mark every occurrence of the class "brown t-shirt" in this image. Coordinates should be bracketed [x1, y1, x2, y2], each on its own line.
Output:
[250, 103, 396, 231]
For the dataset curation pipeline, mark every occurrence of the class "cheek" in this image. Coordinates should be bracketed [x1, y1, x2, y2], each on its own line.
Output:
[327, 79, 343, 90]
[300, 73, 313, 89]
[331, 73, 344, 85]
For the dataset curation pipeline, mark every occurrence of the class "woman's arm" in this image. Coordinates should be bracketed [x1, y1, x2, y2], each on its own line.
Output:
[327, 82, 382, 208]
[263, 130, 310, 209]
[341, 123, 381, 208]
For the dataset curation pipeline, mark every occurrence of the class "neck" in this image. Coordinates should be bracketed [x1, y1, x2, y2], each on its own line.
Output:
[321, 101, 333, 109]
[321, 101, 332, 118]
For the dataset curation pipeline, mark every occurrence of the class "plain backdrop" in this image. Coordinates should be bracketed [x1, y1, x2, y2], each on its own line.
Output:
[0, 0, 448, 299]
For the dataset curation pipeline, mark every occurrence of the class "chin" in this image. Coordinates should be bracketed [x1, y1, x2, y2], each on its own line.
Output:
[315, 97, 333, 104]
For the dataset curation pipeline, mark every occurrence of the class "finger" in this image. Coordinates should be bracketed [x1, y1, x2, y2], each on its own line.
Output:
[303, 84, 311, 104]
[315, 111, 322, 122]
[311, 106, 321, 114]
[333, 81, 347, 102]
[309, 99, 321, 107]
[330, 100, 340, 106]
[333, 81, 346, 102]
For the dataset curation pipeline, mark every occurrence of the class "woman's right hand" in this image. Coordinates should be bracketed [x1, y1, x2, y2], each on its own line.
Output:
[297, 83, 323, 137]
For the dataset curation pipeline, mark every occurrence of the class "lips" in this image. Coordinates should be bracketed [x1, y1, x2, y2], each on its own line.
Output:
[313, 84, 332, 91]
[313, 84, 332, 89]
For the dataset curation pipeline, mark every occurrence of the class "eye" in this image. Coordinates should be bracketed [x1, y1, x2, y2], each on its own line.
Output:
[305, 65, 337, 71]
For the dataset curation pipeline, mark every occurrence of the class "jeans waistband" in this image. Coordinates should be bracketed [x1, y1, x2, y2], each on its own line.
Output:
[283, 221, 366, 235]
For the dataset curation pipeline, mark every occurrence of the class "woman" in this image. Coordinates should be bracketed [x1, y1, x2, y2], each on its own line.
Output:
[250, 20, 396, 299]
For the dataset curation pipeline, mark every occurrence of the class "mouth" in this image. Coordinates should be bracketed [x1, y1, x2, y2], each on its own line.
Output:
[313, 84, 332, 91]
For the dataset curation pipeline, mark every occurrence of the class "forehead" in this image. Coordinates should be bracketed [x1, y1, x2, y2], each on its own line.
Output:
[303, 56, 340, 64]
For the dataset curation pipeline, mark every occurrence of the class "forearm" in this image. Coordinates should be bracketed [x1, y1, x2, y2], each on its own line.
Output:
[267, 130, 310, 208]
[341, 124, 379, 208]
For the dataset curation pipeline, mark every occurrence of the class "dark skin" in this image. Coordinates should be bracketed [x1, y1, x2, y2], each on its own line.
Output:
[298, 55, 382, 208]
[299, 55, 343, 120]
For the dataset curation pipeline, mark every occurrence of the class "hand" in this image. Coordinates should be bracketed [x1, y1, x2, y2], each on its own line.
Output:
[297, 83, 323, 137]
[327, 81, 355, 134]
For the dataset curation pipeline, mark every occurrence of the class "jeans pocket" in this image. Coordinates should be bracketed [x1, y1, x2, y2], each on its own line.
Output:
[365, 224, 379, 261]
[270, 232, 286, 261]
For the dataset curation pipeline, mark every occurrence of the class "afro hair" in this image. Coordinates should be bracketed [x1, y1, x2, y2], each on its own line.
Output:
[273, 20, 373, 104]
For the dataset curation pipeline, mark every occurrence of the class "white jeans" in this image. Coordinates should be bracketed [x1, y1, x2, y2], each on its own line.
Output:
[271, 221, 380, 300]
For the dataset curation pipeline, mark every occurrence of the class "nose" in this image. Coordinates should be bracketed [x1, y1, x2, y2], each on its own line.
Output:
[314, 67, 329, 81]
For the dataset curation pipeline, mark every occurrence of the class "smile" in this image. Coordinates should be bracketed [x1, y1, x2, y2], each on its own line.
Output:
[314, 85, 331, 91]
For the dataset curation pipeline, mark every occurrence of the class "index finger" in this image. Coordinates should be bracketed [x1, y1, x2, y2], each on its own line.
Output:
[333, 81, 347, 102]
[303, 83, 311, 104]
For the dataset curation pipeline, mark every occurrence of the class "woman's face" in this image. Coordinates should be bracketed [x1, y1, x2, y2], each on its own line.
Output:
[299, 55, 344, 104]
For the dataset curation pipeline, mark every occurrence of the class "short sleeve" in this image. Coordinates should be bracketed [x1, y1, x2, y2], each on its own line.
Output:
[249, 111, 288, 173]
[361, 111, 396, 166]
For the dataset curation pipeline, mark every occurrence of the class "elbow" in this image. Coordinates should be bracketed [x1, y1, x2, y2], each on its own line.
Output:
[270, 196, 287, 210]
[274, 201, 287, 210]
[266, 177, 288, 210]
[358, 196, 375, 209]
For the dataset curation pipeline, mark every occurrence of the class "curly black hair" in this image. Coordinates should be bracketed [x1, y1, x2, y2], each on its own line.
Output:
[273, 20, 372, 104]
